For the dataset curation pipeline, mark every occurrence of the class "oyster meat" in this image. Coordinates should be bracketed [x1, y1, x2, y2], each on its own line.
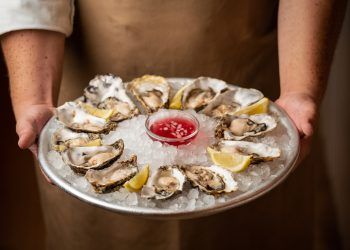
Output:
[201, 88, 264, 118]
[51, 128, 101, 152]
[56, 102, 116, 133]
[128, 75, 170, 114]
[85, 155, 138, 193]
[61, 139, 124, 174]
[83, 74, 139, 121]
[181, 165, 237, 194]
[215, 114, 277, 140]
[214, 140, 281, 163]
[141, 166, 186, 200]
[182, 77, 227, 111]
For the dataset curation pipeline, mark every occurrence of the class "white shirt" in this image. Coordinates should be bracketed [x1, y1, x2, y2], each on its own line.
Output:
[0, 0, 74, 37]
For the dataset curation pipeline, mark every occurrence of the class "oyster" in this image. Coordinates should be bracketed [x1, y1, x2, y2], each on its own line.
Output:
[83, 74, 139, 121]
[51, 128, 101, 152]
[201, 88, 264, 118]
[128, 75, 170, 114]
[61, 139, 124, 174]
[85, 155, 138, 193]
[180, 165, 237, 194]
[215, 114, 277, 140]
[141, 166, 186, 200]
[182, 77, 227, 111]
[56, 102, 116, 133]
[234, 87, 264, 107]
[213, 140, 281, 163]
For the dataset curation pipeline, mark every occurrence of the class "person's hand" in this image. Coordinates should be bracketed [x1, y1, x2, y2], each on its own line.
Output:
[275, 92, 318, 162]
[15, 104, 55, 183]
[15, 104, 55, 156]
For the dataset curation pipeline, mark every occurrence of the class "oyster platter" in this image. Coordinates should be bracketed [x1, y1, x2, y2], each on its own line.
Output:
[38, 75, 299, 219]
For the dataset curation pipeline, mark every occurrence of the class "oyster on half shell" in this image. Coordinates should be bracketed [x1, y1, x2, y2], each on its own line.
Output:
[85, 155, 138, 193]
[213, 140, 281, 163]
[180, 165, 237, 194]
[83, 74, 139, 121]
[215, 114, 277, 140]
[56, 102, 116, 133]
[141, 166, 186, 200]
[201, 88, 264, 118]
[51, 128, 101, 152]
[61, 139, 124, 174]
[182, 77, 227, 111]
[128, 75, 170, 114]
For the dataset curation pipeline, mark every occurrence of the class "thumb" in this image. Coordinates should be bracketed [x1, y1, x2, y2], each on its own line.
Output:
[16, 119, 37, 149]
[300, 121, 314, 139]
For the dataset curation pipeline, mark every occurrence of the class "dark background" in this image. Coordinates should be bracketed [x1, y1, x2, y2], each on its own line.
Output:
[0, 57, 45, 249]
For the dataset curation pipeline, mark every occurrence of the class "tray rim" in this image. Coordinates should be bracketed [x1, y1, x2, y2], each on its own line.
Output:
[38, 77, 300, 220]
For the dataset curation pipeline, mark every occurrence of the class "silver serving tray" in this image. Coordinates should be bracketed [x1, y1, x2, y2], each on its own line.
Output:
[38, 78, 300, 220]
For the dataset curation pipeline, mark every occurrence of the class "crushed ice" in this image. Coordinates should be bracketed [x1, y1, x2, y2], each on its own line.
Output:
[46, 109, 294, 211]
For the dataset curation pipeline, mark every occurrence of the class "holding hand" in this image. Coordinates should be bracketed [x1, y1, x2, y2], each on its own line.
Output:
[15, 104, 55, 156]
[275, 93, 318, 161]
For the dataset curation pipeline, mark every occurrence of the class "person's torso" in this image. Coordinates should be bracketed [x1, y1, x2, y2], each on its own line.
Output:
[61, 0, 280, 103]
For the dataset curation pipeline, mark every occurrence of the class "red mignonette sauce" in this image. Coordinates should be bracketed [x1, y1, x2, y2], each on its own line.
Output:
[146, 111, 199, 146]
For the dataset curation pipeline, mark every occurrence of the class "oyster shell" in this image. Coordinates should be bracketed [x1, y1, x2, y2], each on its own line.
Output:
[56, 102, 116, 133]
[83, 74, 139, 121]
[51, 128, 101, 152]
[201, 88, 264, 118]
[182, 77, 228, 111]
[128, 75, 170, 114]
[234, 87, 264, 107]
[141, 166, 186, 200]
[85, 155, 138, 193]
[61, 139, 124, 174]
[214, 140, 281, 163]
[180, 165, 237, 194]
[215, 114, 277, 140]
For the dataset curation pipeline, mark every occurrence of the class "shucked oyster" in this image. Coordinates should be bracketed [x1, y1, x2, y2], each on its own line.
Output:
[128, 75, 170, 114]
[62, 139, 124, 174]
[215, 114, 277, 140]
[83, 74, 139, 121]
[180, 165, 237, 194]
[56, 102, 116, 133]
[201, 88, 264, 118]
[213, 140, 281, 163]
[141, 166, 186, 200]
[51, 128, 101, 152]
[85, 155, 138, 193]
[182, 77, 227, 111]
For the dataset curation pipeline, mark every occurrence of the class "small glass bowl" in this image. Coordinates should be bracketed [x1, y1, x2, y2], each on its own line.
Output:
[145, 110, 200, 146]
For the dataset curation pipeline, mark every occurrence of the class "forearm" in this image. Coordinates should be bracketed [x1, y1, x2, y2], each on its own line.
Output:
[278, 0, 347, 104]
[1, 30, 65, 119]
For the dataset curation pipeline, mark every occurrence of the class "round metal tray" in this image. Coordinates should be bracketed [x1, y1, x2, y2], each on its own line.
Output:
[38, 78, 300, 220]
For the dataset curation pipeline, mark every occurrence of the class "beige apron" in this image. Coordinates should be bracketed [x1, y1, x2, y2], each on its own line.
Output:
[36, 1, 338, 249]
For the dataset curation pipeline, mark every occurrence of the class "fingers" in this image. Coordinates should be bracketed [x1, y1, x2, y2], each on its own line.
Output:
[29, 144, 38, 158]
[16, 119, 37, 149]
[16, 105, 54, 149]
[301, 122, 314, 139]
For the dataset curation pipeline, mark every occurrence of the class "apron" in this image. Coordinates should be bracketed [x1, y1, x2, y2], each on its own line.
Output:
[36, 1, 338, 249]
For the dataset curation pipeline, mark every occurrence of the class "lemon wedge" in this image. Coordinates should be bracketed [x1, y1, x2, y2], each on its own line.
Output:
[82, 139, 102, 147]
[234, 97, 269, 115]
[207, 147, 252, 172]
[169, 83, 191, 109]
[124, 164, 150, 192]
[81, 103, 115, 119]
